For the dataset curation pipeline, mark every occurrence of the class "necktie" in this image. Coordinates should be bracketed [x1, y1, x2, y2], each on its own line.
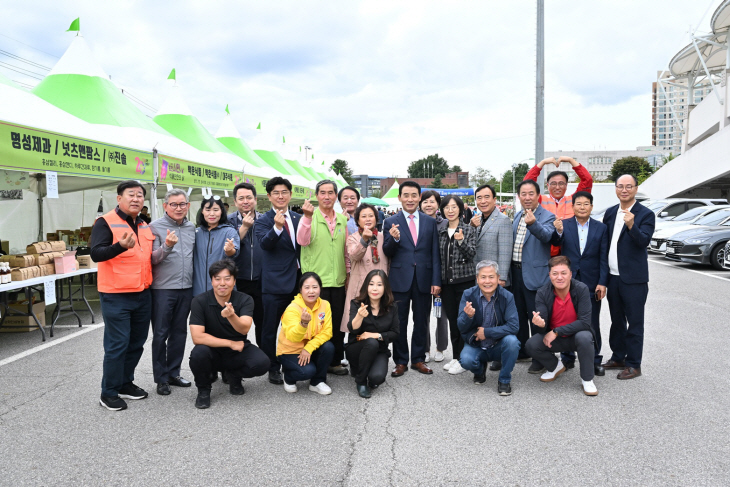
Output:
[283, 217, 292, 243]
[408, 214, 418, 245]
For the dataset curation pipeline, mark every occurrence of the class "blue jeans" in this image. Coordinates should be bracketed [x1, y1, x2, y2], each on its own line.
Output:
[100, 290, 152, 397]
[459, 335, 520, 384]
[278, 341, 335, 386]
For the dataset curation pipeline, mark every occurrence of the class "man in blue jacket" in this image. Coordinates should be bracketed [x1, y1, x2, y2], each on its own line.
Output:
[457, 260, 520, 396]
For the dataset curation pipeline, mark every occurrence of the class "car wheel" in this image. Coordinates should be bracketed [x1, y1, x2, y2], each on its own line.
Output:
[710, 242, 728, 270]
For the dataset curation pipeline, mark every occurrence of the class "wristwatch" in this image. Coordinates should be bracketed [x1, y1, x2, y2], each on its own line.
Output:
[377, 333, 383, 341]
[552, 328, 559, 336]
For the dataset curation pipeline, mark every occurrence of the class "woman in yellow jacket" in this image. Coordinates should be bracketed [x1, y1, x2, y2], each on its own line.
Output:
[277, 272, 335, 394]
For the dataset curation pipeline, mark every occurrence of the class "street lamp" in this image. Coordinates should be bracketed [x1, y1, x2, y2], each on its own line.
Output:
[512, 158, 535, 210]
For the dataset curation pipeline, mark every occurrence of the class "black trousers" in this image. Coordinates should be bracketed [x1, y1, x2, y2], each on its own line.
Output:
[320, 286, 346, 366]
[440, 281, 471, 360]
[607, 275, 648, 368]
[510, 264, 538, 361]
[346, 338, 390, 386]
[151, 288, 193, 383]
[189, 343, 270, 390]
[393, 275, 431, 365]
[262, 292, 296, 373]
[561, 289, 603, 365]
[525, 331, 595, 381]
[237, 278, 263, 347]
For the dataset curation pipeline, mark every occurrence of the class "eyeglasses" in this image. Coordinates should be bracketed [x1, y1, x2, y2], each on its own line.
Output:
[548, 182, 567, 187]
[616, 185, 635, 191]
[167, 202, 189, 209]
[270, 191, 290, 197]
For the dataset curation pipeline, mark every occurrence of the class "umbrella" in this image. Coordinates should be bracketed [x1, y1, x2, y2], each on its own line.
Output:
[362, 197, 389, 207]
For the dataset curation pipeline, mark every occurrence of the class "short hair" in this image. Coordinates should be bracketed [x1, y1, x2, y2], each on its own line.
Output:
[399, 180, 421, 196]
[266, 176, 292, 194]
[420, 190, 441, 208]
[548, 255, 571, 270]
[547, 171, 569, 183]
[475, 260, 499, 276]
[299, 271, 323, 291]
[164, 188, 188, 203]
[355, 269, 395, 311]
[117, 180, 146, 197]
[572, 191, 593, 204]
[208, 258, 238, 278]
[517, 179, 540, 195]
[234, 182, 256, 198]
[338, 186, 360, 202]
[354, 203, 379, 225]
[439, 195, 465, 219]
[616, 174, 639, 186]
[475, 184, 496, 198]
[196, 196, 228, 228]
[316, 179, 338, 194]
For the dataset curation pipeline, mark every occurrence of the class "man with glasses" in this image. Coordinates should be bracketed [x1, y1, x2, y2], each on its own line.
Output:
[601, 175, 655, 380]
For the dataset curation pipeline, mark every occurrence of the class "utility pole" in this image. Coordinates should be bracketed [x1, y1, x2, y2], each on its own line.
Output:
[535, 0, 545, 191]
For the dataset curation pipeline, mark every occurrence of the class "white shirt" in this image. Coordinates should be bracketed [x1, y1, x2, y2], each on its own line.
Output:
[273, 209, 297, 248]
[576, 218, 590, 255]
[608, 203, 635, 275]
[402, 209, 420, 241]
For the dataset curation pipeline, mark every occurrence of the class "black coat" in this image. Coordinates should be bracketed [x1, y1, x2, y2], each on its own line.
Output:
[346, 299, 400, 352]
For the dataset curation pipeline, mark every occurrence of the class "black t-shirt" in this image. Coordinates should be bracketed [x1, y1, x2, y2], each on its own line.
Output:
[189, 289, 254, 341]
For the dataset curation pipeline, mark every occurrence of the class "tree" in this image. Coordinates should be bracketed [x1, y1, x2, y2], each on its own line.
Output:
[660, 152, 676, 167]
[470, 166, 498, 187]
[451, 165, 462, 172]
[498, 162, 530, 194]
[609, 156, 653, 183]
[332, 159, 355, 185]
[431, 174, 444, 188]
[371, 189, 382, 198]
[407, 153, 450, 178]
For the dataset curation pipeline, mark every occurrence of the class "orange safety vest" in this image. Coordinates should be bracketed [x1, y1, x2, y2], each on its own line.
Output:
[540, 195, 574, 257]
[97, 210, 154, 293]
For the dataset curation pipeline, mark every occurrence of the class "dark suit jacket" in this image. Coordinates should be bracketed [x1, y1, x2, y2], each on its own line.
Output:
[512, 205, 561, 291]
[560, 217, 609, 292]
[603, 201, 655, 284]
[382, 211, 441, 294]
[255, 209, 301, 295]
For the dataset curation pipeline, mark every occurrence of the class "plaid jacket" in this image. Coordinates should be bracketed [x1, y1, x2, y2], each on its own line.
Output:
[438, 220, 477, 285]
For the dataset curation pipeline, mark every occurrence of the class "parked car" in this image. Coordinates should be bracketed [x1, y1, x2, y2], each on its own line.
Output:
[664, 219, 730, 270]
[723, 240, 730, 270]
[645, 198, 727, 222]
[650, 206, 730, 253]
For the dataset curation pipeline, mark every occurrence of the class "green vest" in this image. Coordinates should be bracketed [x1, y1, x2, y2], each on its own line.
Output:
[300, 210, 347, 287]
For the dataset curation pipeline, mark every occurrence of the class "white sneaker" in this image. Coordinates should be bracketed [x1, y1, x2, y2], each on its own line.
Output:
[443, 358, 457, 371]
[540, 360, 566, 382]
[434, 351, 445, 362]
[309, 382, 332, 395]
[425, 352, 431, 363]
[341, 359, 349, 367]
[284, 382, 298, 393]
[582, 380, 598, 396]
[448, 361, 466, 375]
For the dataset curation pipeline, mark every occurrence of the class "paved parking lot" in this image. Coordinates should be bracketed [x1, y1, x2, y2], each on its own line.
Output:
[1, 260, 729, 486]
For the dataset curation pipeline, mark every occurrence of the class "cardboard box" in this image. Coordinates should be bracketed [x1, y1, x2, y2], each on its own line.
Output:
[34, 252, 65, 266]
[76, 255, 97, 269]
[54, 251, 77, 274]
[0, 254, 13, 262]
[46, 232, 59, 241]
[10, 255, 36, 268]
[0, 301, 46, 333]
[26, 241, 66, 254]
[11, 266, 42, 281]
[39, 263, 55, 276]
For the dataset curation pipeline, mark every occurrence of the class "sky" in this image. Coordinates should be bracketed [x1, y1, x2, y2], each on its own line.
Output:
[0, 0, 722, 180]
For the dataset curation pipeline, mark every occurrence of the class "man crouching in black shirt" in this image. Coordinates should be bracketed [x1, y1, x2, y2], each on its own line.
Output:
[189, 259, 270, 409]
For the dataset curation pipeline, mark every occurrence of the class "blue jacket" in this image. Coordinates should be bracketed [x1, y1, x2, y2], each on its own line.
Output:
[603, 201, 655, 284]
[560, 217, 609, 292]
[255, 209, 301, 295]
[383, 211, 441, 294]
[192, 222, 240, 296]
[512, 205, 562, 291]
[457, 284, 519, 346]
[228, 210, 263, 281]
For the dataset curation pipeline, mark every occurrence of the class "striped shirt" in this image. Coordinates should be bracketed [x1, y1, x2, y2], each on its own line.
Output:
[512, 213, 527, 262]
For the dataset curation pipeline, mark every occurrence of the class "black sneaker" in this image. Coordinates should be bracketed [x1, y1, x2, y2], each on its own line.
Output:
[473, 373, 486, 384]
[118, 383, 148, 400]
[229, 380, 245, 395]
[528, 362, 546, 374]
[195, 389, 211, 409]
[563, 361, 576, 370]
[99, 395, 127, 411]
[156, 382, 171, 396]
[497, 382, 512, 396]
[489, 361, 502, 371]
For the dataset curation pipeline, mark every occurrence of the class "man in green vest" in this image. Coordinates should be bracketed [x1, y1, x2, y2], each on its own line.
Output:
[296, 179, 349, 376]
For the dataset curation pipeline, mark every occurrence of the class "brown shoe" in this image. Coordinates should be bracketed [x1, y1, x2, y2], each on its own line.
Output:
[601, 359, 625, 369]
[410, 362, 433, 375]
[391, 364, 408, 377]
[617, 367, 641, 380]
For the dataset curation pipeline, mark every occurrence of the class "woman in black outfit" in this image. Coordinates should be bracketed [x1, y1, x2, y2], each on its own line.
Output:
[346, 269, 399, 398]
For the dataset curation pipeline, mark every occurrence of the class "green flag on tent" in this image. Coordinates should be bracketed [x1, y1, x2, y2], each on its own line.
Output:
[256, 123, 261, 130]
[167, 68, 176, 80]
[321, 160, 325, 165]
[282, 136, 286, 143]
[299, 146, 302, 152]
[225, 104, 230, 114]
[67, 18, 80, 32]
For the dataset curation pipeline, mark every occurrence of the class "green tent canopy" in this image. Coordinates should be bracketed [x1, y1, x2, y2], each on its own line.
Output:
[214, 113, 268, 169]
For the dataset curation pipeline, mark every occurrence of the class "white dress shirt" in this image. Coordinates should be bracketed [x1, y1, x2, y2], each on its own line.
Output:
[608, 203, 635, 276]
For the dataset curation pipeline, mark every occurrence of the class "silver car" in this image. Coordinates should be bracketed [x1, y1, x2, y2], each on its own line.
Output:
[650, 205, 730, 253]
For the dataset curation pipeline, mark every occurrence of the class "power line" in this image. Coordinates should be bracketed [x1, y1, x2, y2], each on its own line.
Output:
[122, 90, 158, 113]
[0, 49, 51, 71]
[0, 33, 60, 59]
[0, 61, 44, 80]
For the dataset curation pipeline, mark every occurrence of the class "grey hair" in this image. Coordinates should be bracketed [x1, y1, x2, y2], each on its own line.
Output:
[475, 260, 499, 276]
[164, 188, 189, 203]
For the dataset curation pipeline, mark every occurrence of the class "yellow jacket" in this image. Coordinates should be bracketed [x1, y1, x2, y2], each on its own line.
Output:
[276, 294, 333, 356]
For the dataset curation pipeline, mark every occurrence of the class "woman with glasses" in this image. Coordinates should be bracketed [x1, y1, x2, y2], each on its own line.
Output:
[192, 196, 240, 296]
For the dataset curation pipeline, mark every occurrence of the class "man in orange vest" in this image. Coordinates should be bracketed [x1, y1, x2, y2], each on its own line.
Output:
[90, 180, 155, 411]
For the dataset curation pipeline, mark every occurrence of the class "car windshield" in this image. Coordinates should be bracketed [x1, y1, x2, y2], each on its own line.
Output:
[671, 206, 712, 222]
[695, 209, 730, 225]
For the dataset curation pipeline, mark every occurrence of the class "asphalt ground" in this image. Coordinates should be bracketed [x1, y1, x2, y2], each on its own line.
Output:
[1, 261, 729, 486]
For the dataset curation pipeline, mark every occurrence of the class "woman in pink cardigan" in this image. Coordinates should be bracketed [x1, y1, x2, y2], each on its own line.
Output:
[341, 203, 390, 332]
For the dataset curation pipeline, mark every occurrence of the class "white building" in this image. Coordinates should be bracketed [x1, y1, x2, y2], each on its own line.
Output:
[542, 147, 667, 182]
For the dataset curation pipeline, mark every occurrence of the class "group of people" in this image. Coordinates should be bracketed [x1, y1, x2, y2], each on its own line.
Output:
[90, 154, 654, 411]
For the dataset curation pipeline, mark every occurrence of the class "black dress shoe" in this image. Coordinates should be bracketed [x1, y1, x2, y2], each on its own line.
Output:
[528, 362, 546, 374]
[229, 380, 245, 395]
[563, 361, 575, 370]
[269, 370, 284, 385]
[169, 376, 191, 387]
[156, 382, 171, 396]
[368, 380, 380, 389]
[195, 389, 211, 409]
[473, 373, 486, 384]
[489, 361, 502, 371]
[357, 384, 371, 399]
[594, 364, 605, 376]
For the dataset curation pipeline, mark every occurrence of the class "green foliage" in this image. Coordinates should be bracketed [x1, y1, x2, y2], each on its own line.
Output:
[498, 163, 530, 193]
[451, 165, 462, 172]
[407, 154, 450, 178]
[332, 159, 355, 185]
[431, 174, 444, 188]
[661, 152, 676, 167]
[609, 156, 653, 183]
[470, 166, 498, 188]
[371, 189, 382, 198]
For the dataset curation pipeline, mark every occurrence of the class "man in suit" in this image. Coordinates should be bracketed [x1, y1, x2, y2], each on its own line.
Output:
[558, 191, 608, 376]
[383, 180, 441, 377]
[255, 176, 301, 385]
[601, 175, 655, 380]
[511, 180, 562, 374]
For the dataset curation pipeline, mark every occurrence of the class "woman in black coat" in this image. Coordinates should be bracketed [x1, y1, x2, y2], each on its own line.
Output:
[346, 269, 399, 398]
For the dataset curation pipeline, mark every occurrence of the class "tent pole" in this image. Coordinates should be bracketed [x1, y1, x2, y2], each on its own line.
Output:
[35, 174, 44, 242]
[151, 149, 159, 221]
